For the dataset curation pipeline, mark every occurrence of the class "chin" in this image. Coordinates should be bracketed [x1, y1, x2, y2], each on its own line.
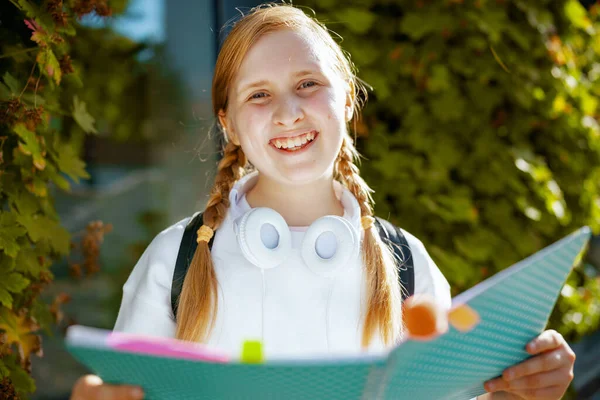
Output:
[275, 166, 334, 185]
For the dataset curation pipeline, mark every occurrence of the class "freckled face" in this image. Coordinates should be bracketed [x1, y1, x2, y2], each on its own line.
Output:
[221, 29, 352, 185]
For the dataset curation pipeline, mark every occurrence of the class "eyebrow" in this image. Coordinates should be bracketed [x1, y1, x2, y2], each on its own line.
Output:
[238, 70, 319, 95]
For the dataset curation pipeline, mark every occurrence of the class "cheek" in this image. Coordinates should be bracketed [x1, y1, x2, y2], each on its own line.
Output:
[240, 105, 270, 124]
[308, 90, 344, 122]
[235, 106, 270, 140]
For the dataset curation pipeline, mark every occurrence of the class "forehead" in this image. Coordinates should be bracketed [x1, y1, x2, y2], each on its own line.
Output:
[233, 29, 338, 89]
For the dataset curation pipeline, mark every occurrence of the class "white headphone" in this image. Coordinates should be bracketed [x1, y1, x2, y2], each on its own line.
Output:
[233, 207, 360, 278]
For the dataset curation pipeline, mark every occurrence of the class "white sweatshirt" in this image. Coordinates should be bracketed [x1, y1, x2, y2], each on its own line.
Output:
[113, 171, 451, 359]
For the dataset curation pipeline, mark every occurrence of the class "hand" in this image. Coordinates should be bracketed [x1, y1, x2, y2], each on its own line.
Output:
[70, 375, 144, 400]
[482, 330, 576, 399]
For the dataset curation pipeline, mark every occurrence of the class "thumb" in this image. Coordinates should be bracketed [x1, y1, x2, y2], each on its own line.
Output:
[97, 383, 145, 400]
[73, 375, 144, 400]
[483, 390, 525, 400]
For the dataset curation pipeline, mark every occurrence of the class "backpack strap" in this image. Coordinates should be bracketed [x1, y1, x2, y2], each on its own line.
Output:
[170, 213, 415, 320]
[171, 212, 208, 319]
[373, 217, 415, 301]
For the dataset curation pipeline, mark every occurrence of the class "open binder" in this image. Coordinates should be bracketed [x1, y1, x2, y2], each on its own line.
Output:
[65, 227, 591, 400]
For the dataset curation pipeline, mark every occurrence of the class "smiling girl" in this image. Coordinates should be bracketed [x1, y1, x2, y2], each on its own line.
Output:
[70, 4, 576, 399]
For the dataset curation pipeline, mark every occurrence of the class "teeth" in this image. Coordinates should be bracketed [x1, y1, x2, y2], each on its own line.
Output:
[273, 131, 316, 149]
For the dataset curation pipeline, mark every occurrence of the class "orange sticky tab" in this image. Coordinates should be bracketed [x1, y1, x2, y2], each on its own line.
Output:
[403, 294, 449, 341]
[448, 304, 480, 332]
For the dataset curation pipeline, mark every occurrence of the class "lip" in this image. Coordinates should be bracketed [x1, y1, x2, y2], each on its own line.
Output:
[269, 130, 319, 155]
[269, 129, 318, 142]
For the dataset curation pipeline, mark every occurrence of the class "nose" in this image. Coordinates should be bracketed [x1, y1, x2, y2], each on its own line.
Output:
[272, 95, 304, 126]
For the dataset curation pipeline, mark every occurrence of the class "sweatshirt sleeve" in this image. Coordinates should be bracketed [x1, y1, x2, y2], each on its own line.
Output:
[113, 216, 192, 338]
[401, 229, 452, 311]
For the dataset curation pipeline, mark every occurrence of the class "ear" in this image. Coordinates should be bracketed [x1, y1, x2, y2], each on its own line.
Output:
[345, 94, 354, 122]
[344, 82, 354, 122]
[218, 110, 240, 146]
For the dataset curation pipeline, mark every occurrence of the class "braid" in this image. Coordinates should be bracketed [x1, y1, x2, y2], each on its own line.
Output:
[203, 142, 248, 230]
[175, 142, 248, 342]
[334, 136, 374, 217]
[335, 136, 403, 347]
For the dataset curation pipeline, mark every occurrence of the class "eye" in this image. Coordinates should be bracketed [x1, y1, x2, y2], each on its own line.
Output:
[299, 80, 318, 89]
[250, 92, 268, 100]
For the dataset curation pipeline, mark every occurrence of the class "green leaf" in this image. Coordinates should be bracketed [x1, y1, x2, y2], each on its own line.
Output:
[419, 194, 478, 223]
[44, 163, 71, 191]
[428, 65, 452, 93]
[335, 8, 376, 34]
[13, 212, 43, 243]
[429, 90, 465, 121]
[31, 299, 54, 336]
[0, 82, 11, 101]
[72, 95, 98, 134]
[400, 12, 454, 40]
[0, 291, 12, 310]
[0, 272, 30, 308]
[0, 352, 36, 396]
[361, 70, 391, 100]
[8, 188, 40, 216]
[454, 229, 499, 262]
[44, 219, 71, 255]
[564, 0, 591, 30]
[14, 0, 40, 19]
[0, 256, 15, 273]
[14, 250, 43, 279]
[3, 72, 22, 95]
[36, 48, 62, 86]
[52, 141, 90, 182]
[56, 23, 76, 36]
[14, 211, 71, 256]
[0, 360, 9, 377]
[12, 123, 46, 170]
[0, 213, 27, 258]
[21, 92, 46, 106]
[427, 245, 475, 290]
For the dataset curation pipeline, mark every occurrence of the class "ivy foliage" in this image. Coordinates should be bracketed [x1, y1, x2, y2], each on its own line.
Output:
[299, 0, 600, 342]
[0, 0, 143, 397]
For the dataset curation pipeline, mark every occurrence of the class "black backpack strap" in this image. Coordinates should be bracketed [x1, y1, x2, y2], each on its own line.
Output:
[171, 212, 213, 320]
[374, 217, 415, 301]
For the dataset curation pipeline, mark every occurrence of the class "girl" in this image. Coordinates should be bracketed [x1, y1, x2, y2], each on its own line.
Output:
[70, 4, 576, 399]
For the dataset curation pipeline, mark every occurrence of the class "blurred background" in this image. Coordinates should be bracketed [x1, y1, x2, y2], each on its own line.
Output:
[1, 0, 599, 399]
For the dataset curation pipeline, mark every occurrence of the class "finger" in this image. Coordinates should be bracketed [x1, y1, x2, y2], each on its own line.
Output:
[484, 377, 510, 392]
[510, 385, 565, 399]
[71, 375, 102, 400]
[503, 367, 574, 390]
[502, 348, 573, 381]
[478, 390, 522, 399]
[526, 330, 564, 355]
[98, 384, 145, 400]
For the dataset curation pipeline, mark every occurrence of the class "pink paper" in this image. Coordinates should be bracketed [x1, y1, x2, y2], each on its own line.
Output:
[107, 333, 229, 363]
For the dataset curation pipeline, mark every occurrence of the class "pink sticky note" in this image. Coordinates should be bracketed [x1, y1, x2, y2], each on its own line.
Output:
[107, 332, 229, 363]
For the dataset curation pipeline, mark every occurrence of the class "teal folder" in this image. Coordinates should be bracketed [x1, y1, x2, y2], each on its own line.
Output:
[65, 227, 591, 400]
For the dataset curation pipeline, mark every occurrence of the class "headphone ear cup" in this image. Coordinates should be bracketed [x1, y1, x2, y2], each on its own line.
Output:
[234, 207, 291, 269]
[301, 216, 360, 278]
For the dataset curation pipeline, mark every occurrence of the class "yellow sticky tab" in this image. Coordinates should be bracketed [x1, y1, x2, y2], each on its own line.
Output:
[241, 340, 264, 364]
[448, 304, 480, 333]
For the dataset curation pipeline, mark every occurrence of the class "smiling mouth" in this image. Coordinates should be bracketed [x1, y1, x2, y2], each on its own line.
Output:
[269, 130, 318, 152]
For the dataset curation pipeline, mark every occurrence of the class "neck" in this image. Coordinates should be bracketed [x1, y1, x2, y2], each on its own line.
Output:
[245, 172, 345, 227]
